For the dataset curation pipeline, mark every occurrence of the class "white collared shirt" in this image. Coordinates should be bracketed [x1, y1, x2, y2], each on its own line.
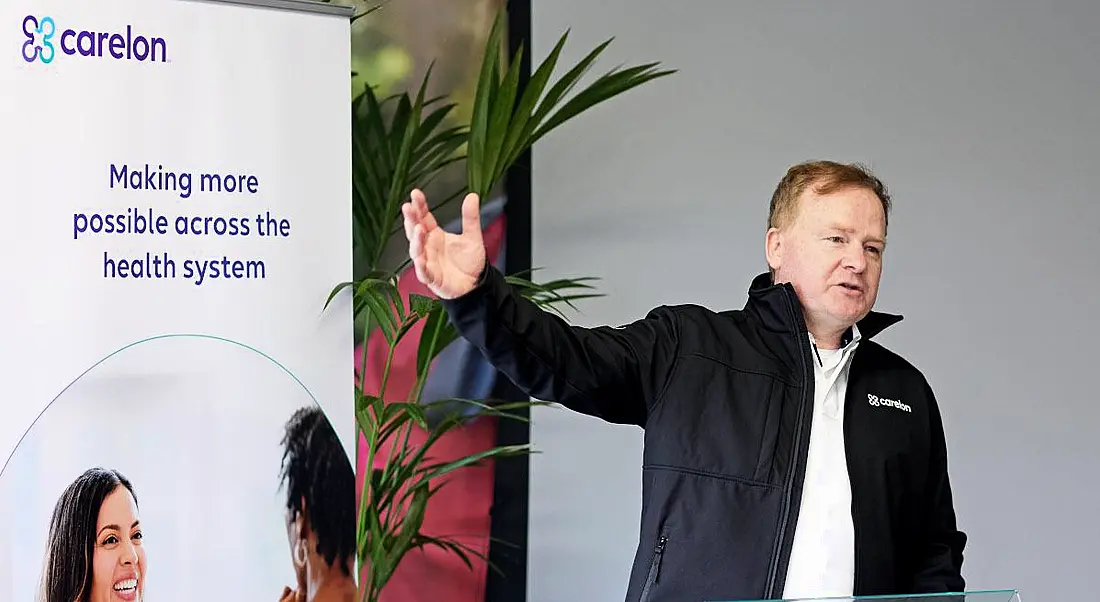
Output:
[781, 325, 862, 600]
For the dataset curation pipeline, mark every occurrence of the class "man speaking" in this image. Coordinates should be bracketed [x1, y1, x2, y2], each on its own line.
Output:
[401, 160, 966, 602]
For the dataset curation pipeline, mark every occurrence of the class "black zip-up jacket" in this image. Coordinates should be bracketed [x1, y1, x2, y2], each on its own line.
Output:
[442, 265, 967, 602]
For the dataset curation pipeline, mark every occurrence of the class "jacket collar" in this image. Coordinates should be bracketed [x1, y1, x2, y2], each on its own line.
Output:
[744, 272, 903, 341]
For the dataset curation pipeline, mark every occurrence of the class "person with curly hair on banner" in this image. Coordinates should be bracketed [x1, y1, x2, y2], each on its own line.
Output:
[278, 405, 357, 602]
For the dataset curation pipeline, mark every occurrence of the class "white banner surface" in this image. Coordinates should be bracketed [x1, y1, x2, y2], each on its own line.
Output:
[0, 1, 353, 600]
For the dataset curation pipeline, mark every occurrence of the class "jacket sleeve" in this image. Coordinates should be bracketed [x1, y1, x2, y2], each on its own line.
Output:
[912, 384, 968, 593]
[439, 262, 681, 426]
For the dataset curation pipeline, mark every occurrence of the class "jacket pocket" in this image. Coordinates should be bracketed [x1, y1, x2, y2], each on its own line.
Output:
[652, 354, 788, 486]
[638, 533, 668, 602]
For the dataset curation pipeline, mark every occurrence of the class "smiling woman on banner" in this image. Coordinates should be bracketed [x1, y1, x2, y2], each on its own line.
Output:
[37, 467, 147, 602]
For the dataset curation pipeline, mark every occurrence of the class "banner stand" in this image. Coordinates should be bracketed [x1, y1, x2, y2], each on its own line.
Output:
[1, 1, 355, 600]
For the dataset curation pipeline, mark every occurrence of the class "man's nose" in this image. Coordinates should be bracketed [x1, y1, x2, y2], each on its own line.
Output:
[843, 243, 867, 272]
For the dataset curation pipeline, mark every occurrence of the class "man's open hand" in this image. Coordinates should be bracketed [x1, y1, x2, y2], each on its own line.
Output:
[402, 189, 486, 299]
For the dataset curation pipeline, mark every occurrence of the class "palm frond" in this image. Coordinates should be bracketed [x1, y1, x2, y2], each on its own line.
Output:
[336, 8, 674, 601]
[466, 11, 676, 200]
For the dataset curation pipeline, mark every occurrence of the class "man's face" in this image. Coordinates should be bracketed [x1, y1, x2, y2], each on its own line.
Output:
[766, 185, 886, 341]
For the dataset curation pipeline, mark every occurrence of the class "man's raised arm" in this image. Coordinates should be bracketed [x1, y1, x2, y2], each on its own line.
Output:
[403, 189, 679, 426]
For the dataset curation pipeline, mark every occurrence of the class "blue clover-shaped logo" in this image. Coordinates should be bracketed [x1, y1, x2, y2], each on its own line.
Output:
[22, 15, 56, 64]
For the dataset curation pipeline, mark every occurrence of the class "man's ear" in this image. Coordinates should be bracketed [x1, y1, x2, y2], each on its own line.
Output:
[765, 227, 783, 272]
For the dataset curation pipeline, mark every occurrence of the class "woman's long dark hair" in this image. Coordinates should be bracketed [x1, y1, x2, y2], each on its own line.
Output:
[37, 467, 137, 602]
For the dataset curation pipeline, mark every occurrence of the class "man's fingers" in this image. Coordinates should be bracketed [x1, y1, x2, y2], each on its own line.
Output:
[413, 188, 429, 215]
[409, 223, 425, 263]
[410, 229, 436, 285]
[410, 188, 427, 211]
[401, 202, 417, 241]
[411, 224, 441, 286]
[413, 256, 434, 287]
[460, 193, 482, 238]
[411, 188, 439, 230]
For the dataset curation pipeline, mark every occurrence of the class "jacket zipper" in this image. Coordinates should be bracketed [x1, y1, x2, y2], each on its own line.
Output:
[764, 292, 815, 599]
[809, 333, 824, 366]
[844, 354, 862, 593]
[638, 534, 667, 602]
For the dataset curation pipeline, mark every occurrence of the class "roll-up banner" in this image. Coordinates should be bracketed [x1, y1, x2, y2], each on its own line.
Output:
[0, 0, 355, 600]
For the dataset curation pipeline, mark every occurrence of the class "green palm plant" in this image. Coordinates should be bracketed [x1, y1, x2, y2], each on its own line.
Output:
[325, 10, 674, 602]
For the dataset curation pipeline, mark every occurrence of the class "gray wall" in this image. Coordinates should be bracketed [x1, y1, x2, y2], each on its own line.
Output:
[527, 2, 1100, 601]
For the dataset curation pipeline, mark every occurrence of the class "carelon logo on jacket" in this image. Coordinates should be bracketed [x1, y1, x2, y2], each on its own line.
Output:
[868, 393, 911, 412]
[22, 15, 167, 64]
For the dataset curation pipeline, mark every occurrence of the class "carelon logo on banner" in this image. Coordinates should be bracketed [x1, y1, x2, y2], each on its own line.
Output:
[22, 15, 167, 64]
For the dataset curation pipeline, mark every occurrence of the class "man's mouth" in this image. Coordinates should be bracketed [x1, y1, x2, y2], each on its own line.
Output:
[837, 283, 863, 292]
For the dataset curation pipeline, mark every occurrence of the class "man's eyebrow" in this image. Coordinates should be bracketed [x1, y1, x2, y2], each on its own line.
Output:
[824, 224, 885, 244]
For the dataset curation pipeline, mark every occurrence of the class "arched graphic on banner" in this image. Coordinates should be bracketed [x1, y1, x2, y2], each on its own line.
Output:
[0, 333, 355, 602]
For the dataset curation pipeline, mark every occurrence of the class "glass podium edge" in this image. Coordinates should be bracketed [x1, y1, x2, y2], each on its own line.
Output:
[713, 588, 1021, 602]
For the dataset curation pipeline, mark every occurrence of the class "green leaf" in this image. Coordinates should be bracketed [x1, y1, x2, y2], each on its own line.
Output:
[467, 10, 507, 196]
[528, 38, 613, 133]
[379, 69, 429, 263]
[350, 99, 386, 252]
[354, 278, 403, 344]
[324, 280, 354, 311]
[390, 317, 419, 348]
[374, 402, 427, 442]
[409, 140, 466, 186]
[408, 293, 436, 317]
[378, 484, 429, 587]
[423, 397, 554, 421]
[531, 62, 676, 146]
[411, 100, 459, 153]
[355, 393, 384, 436]
[413, 534, 487, 571]
[481, 40, 524, 192]
[505, 274, 605, 316]
[464, 10, 675, 201]
[421, 444, 533, 482]
[388, 94, 413, 161]
[497, 31, 569, 175]
[415, 304, 460, 379]
[396, 402, 429, 430]
[348, 1, 386, 23]
[350, 86, 392, 269]
[351, 67, 467, 278]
